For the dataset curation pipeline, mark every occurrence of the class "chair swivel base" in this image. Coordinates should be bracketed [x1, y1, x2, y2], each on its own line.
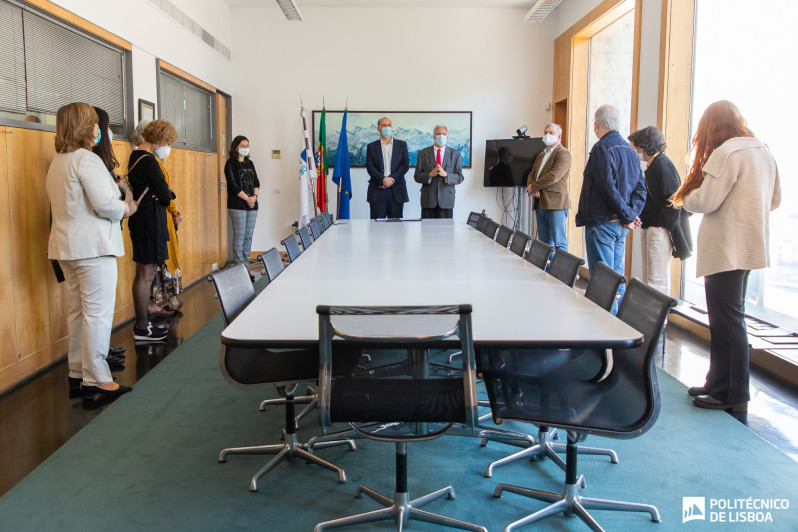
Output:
[494, 476, 660, 532]
[484, 428, 617, 480]
[218, 431, 355, 492]
[259, 391, 317, 430]
[314, 486, 486, 532]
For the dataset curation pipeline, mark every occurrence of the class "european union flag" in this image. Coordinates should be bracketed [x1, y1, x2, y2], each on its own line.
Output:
[332, 109, 352, 219]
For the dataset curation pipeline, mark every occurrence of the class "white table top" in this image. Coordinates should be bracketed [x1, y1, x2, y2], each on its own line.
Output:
[221, 219, 642, 349]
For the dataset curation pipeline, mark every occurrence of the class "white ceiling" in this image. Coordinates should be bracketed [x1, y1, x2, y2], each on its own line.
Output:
[225, 0, 538, 8]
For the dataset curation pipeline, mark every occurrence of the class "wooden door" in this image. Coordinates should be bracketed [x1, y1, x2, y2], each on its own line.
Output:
[6, 127, 52, 360]
[0, 127, 18, 371]
[216, 93, 229, 267]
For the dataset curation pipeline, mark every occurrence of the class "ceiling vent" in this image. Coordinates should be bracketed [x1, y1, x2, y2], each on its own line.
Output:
[276, 0, 303, 21]
[524, 0, 564, 23]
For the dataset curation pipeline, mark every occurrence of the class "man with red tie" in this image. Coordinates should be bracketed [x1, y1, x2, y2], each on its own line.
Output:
[414, 125, 464, 218]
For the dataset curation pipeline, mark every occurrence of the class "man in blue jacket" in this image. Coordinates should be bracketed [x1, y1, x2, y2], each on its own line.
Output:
[576, 104, 646, 312]
[366, 116, 409, 219]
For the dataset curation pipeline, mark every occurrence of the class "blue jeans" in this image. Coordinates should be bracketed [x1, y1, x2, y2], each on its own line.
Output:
[229, 208, 258, 265]
[584, 222, 628, 314]
[535, 208, 568, 252]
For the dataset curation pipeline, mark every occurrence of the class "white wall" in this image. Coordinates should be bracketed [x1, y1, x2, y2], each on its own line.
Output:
[231, 6, 559, 251]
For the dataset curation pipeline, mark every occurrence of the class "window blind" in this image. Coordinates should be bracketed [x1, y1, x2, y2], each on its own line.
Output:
[22, 10, 125, 126]
[0, 2, 26, 114]
[158, 70, 214, 152]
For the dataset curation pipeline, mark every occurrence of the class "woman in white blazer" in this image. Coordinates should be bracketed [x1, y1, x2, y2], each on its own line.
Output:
[47, 102, 141, 405]
[673, 101, 781, 414]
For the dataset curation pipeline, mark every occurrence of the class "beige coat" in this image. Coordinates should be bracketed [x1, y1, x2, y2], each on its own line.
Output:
[526, 143, 572, 210]
[683, 137, 781, 278]
[47, 148, 126, 260]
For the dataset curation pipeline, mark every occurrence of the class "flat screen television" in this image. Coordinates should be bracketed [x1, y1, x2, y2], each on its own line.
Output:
[483, 137, 546, 187]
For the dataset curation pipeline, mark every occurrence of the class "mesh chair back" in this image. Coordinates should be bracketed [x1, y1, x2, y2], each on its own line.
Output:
[298, 225, 313, 250]
[258, 247, 284, 282]
[526, 239, 553, 270]
[320, 212, 332, 230]
[548, 248, 585, 287]
[207, 263, 255, 325]
[281, 235, 302, 263]
[509, 231, 531, 257]
[467, 211, 481, 228]
[495, 225, 513, 248]
[474, 215, 489, 233]
[481, 219, 499, 239]
[317, 305, 479, 433]
[584, 261, 626, 312]
[310, 218, 324, 240]
[478, 278, 675, 439]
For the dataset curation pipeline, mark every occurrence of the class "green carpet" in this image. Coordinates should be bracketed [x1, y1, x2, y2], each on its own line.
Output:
[1, 312, 797, 531]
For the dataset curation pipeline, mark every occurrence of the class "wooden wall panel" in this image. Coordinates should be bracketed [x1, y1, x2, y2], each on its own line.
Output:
[216, 94, 229, 266]
[113, 141, 135, 317]
[6, 128, 52, 360]
[0, 128, 18, 372]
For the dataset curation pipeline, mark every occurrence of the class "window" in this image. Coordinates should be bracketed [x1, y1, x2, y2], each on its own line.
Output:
[0, 0, 127, 132]
[158, 70, 215, 152]
[686, 0, 797, 331]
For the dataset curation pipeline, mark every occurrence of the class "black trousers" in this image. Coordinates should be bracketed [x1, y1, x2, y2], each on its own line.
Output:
[369, 189, 404, 219]
[703, 269, 751, 403]
[421, 207, 453, 219]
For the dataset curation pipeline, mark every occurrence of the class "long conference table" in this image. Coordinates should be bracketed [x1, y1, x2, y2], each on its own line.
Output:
[221, 219, 642, 351]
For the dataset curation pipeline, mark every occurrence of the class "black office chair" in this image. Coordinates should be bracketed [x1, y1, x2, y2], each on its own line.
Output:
[298, 225, 313, 250]
[282, 235, 302, 263]
[314, 305, 486, 532]
[525, 239, 553, 270]
[481, 219, 499, 240]
[584, 260, 626, 312]
[508, 231, 531, 258]
[467, 211, 482, 228]
[481, 279, 676, 531]
[258, 247, 284, 283]
[495, 224, 513, 248]
[547, 248, 585, 288]
[474, 214, 490, 234]
[310, 218, 324, 240]
[208, 264, 355, 492]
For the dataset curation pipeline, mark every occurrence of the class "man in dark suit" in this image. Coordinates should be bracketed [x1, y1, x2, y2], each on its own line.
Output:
[413, 125, 464, 218]
[527, 123, 572, 251]
[365, 116, 409, 219]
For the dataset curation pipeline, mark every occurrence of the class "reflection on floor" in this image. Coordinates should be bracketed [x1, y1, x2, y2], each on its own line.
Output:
[1, 270, 797, 498]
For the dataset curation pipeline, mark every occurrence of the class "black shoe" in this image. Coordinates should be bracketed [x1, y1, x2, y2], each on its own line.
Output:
[106, 354, 126, 370]
[249, 274, 256, 283]
[134, 322, 168, 341]
[82, 384, 133, 407]
[688, 386, 708, 397]
[68, 377, 82, 399]
[693, 394, 747, 413]
[108, 346, 126, 358]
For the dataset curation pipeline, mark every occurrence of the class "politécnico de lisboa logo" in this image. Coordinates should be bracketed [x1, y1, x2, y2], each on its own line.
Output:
[683, 497, 706, 523]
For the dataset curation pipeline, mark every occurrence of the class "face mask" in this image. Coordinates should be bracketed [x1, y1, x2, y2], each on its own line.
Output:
[238, 147, 250, 157]
[93, 130, 101, 145]
[380, 127, 393, 138]
[542, 133, 558, 146]
[637, 151, 645, 162]
[107, 129, 113, 142]
[154, 146, 171, 159]
[435, 135, 447, 146]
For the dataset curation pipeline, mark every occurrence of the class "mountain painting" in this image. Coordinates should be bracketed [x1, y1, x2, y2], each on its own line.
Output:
[313, 110, 472, 168]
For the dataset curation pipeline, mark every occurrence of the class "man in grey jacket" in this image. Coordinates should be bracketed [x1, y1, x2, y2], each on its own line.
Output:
[414, 125, 464, 218]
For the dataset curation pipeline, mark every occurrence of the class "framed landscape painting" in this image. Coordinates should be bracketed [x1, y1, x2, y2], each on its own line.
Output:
[312, 110, 472, 168]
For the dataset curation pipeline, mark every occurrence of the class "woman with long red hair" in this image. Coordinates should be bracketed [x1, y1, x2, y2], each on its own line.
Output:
[673, 101, 780, 413]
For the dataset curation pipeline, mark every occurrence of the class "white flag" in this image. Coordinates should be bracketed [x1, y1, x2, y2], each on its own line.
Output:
[298, 108, 316, 228]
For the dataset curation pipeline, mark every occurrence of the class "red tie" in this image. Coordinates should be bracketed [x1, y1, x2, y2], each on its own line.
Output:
[436, 148, 441, 166]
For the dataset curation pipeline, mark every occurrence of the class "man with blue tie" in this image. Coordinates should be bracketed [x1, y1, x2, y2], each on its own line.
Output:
[366, 116, 409, 219]
[414, 125, 464, 218]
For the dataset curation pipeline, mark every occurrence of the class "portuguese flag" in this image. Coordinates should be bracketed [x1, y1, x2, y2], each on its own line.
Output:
[316, 109, 327, 212]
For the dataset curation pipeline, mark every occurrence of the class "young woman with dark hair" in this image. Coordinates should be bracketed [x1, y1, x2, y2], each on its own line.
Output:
[224, 135, 260, 281]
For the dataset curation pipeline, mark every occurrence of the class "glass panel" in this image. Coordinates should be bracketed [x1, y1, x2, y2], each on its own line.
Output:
[688, 0, 798, 331]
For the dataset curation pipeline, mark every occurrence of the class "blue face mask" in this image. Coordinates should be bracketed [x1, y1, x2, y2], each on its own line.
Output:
[93, 130, 101, 145]
[380, 127, 393, 138]
[435, 134, 447, 146]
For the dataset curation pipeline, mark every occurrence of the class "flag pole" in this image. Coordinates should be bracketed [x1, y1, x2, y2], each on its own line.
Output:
[336, 98, 348, 220]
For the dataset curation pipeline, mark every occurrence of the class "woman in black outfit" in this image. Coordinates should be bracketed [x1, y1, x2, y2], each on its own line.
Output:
[127, 119, 177, 341]
[224, 135, 260, 281]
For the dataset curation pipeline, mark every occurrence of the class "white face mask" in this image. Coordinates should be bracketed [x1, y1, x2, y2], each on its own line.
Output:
[542, 133, 558, 146]
[238, 147, 250, 157]
[154, 146, 171, 159]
